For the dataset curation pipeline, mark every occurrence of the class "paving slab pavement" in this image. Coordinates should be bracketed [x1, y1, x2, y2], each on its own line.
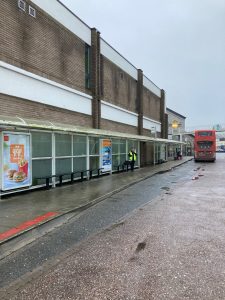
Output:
[0, 157, 192, 245]
[9, 155, 225, 300]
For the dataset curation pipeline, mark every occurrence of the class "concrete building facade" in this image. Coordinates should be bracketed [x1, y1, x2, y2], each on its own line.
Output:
[166, 108, 193, 157]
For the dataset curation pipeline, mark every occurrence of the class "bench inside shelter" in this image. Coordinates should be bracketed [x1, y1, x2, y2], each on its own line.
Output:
[35, 168, 104, 189]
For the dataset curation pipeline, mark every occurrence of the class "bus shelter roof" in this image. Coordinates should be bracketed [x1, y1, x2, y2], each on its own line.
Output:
[0, 115, 184, 145]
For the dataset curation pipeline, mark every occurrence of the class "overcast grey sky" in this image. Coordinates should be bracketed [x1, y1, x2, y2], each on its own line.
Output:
[61, 0, 225, 129]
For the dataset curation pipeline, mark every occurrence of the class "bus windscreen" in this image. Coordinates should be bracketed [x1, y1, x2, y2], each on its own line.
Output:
[198, 131, 213, 137]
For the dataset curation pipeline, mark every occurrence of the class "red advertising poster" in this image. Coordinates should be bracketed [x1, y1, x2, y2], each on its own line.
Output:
[2, 133, 31, 191]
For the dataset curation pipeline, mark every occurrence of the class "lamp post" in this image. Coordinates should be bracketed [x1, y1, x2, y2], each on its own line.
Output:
[171, 120, 180, 157]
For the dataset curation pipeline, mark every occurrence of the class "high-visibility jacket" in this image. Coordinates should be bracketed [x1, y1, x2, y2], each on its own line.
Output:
[128, 151, 137, 162]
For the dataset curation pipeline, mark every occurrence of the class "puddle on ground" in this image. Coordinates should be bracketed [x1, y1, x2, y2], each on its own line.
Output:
[161, 186, 170, 191]
[135, 241, 146, 253]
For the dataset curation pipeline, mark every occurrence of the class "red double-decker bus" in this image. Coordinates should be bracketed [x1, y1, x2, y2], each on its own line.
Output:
[194, 130, 216, 162]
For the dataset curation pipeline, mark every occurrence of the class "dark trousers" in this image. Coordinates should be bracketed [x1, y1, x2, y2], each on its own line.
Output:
[130, 160, 135, 171]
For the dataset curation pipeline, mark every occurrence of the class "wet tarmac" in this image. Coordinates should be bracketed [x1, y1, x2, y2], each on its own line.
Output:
[0, 156, 225, 300]
[2, 154, 225, 299]
[0, 157, 192, 244]
[0, 158, 192, 290]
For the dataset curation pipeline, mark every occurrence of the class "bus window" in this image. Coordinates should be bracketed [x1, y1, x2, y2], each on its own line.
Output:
[198, 131, 212, 137]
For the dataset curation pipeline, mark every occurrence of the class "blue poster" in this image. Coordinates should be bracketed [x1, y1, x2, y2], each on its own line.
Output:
[100, 139, 112, 173]
[2, 132, 31, 191]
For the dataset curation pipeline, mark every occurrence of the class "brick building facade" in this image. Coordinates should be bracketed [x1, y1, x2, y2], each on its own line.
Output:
[0, 0, 180, 194]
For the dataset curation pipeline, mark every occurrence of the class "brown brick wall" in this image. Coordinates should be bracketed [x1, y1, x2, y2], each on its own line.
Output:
[142, 128, 151, 137]
[0, 0, 89, 95]
[101, 119, 138, 135]
[142, 123, 155, 166]
[140, 141, 154, 166]
[0, 94, 92, 127]
[164, 113, 168, 139]
[143, 87, 161, 121]
[102, 57, 138, 113]
[145, 143, 154, 164]
[0, 0, 167, 143]
[160, 89, 166, 138]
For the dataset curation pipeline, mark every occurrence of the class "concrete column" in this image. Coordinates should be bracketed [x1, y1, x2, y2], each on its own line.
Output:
[91, 28, 101, 129]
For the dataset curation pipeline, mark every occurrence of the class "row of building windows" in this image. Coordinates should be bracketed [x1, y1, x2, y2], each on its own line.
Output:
[18, 0, 36, 18]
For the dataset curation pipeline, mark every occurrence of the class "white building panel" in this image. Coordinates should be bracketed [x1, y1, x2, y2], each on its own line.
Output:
[0, 61, 92, 115]
[101, 101, 138, 127]
[143, 116, 161, 132]
[31, 0, 91, 45]
[101, 39, 137, 80]
[143, 75, 161, 97]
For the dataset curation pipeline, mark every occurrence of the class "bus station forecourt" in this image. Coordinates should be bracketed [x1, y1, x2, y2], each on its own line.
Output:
[0, 157, 192, 255]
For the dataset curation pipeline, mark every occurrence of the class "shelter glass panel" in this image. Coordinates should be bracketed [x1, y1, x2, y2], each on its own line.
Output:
[112, 139, 120, 154]
[56, 158, 71, 179]
[55, 134, 72, 157]
[32, 159, 52, 185]
[89, 137, 99, 155]
[90, 156, 99, 175]
[112, 139, 127, 170]
[73, 135, 86, 156]
[73, 157, 86, 176]
[32, 132, 52, 158]
[120, 140, 126, 153]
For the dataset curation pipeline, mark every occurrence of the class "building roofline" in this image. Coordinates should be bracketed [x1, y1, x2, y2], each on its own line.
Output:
[0, 115, 184, 145]
[166, 108, 186, 119]
[57, 0, 91, 29]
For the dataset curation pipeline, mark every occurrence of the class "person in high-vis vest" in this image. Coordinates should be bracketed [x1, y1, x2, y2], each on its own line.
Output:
[128, 148, 137, 171]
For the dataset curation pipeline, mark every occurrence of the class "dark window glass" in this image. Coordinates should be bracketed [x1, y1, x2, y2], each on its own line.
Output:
[198, 131, 213, 136]
[85, 44, 91, 89]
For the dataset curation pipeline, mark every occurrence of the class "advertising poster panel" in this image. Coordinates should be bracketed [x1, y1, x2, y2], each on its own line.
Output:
[100, 139, 112, 173]
[2, 132, 31, 190]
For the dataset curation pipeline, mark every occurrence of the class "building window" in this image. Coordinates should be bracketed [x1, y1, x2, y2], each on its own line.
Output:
[100, 55, 104, 97]
[18, 0, 26, 11]
[29, 6, 36, 18]
[85, 44, 91, 89]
